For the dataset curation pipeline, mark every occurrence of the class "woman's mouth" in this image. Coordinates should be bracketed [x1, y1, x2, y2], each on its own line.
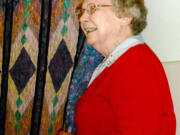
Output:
[84, 27, 97, 34]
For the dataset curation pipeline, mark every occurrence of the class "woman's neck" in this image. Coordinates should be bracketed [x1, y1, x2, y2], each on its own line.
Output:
[102, 32, 134, 58]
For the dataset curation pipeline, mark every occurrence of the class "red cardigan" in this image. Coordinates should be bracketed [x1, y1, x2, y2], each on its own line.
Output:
[74, 44, 176, 135]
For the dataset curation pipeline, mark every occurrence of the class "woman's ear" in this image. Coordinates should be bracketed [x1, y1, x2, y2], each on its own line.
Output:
[119, 17, 133, 25]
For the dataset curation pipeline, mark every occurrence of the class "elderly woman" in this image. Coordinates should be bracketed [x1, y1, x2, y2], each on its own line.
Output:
[60, 0, 176, 134]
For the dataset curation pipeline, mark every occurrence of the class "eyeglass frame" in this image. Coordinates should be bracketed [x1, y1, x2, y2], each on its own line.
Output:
[76, 3, 113, 18]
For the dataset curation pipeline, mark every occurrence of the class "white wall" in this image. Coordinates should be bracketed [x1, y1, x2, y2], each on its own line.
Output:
[163, 62, 180, 135]
[142, 0, 180, 62]
[141, 0, 180, 134]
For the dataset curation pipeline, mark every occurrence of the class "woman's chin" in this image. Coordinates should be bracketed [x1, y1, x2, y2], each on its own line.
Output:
[85, 31, 98, 44]
[85, 36, 96, 46]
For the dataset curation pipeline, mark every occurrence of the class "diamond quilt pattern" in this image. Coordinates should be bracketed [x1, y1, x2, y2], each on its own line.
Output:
[1, 0, 81, 134]
[49, 39, 73, 93]
[10, 47, 36, 94]
[5, 0, 40, 134]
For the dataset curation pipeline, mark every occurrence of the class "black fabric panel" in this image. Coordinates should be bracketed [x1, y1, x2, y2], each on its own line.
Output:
[0, 0, 14, 134]
[30, 0, 52, 134]
[62, 27, 86, 129]
[74, 27, 85, 69]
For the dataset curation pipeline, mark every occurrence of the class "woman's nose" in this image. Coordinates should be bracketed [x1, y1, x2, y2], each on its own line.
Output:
[80, 11, 89, 23]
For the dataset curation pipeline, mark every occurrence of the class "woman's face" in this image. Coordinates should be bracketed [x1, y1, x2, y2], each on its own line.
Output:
[80, 0, 123, 55]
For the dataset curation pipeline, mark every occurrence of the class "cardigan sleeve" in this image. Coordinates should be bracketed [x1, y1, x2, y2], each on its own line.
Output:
[105, 53, 176, 135]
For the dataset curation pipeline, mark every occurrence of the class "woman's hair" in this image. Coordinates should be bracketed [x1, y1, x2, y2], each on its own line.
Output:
[112, 0, 147, 35]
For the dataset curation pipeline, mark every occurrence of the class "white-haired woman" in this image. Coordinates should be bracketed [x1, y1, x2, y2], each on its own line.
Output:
[59, 0, 176, 134]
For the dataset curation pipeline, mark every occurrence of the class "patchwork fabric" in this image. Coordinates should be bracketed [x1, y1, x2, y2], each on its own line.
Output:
[40, 0, 81, 134]
[5, 0, 40, 134]
[0, 0, 80, 134]
[0, 0, 103, 134]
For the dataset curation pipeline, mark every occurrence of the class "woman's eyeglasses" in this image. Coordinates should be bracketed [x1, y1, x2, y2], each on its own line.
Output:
[76, 3, 113, 18]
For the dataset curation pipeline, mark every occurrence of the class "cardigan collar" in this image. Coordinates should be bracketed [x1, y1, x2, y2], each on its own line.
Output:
[105, 34, 144, 67]
[88, 35, 144, 86]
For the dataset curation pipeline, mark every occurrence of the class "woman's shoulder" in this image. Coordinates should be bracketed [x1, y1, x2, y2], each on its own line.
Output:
[114, 44, 162, 68]
[109, 44, 165, 78]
